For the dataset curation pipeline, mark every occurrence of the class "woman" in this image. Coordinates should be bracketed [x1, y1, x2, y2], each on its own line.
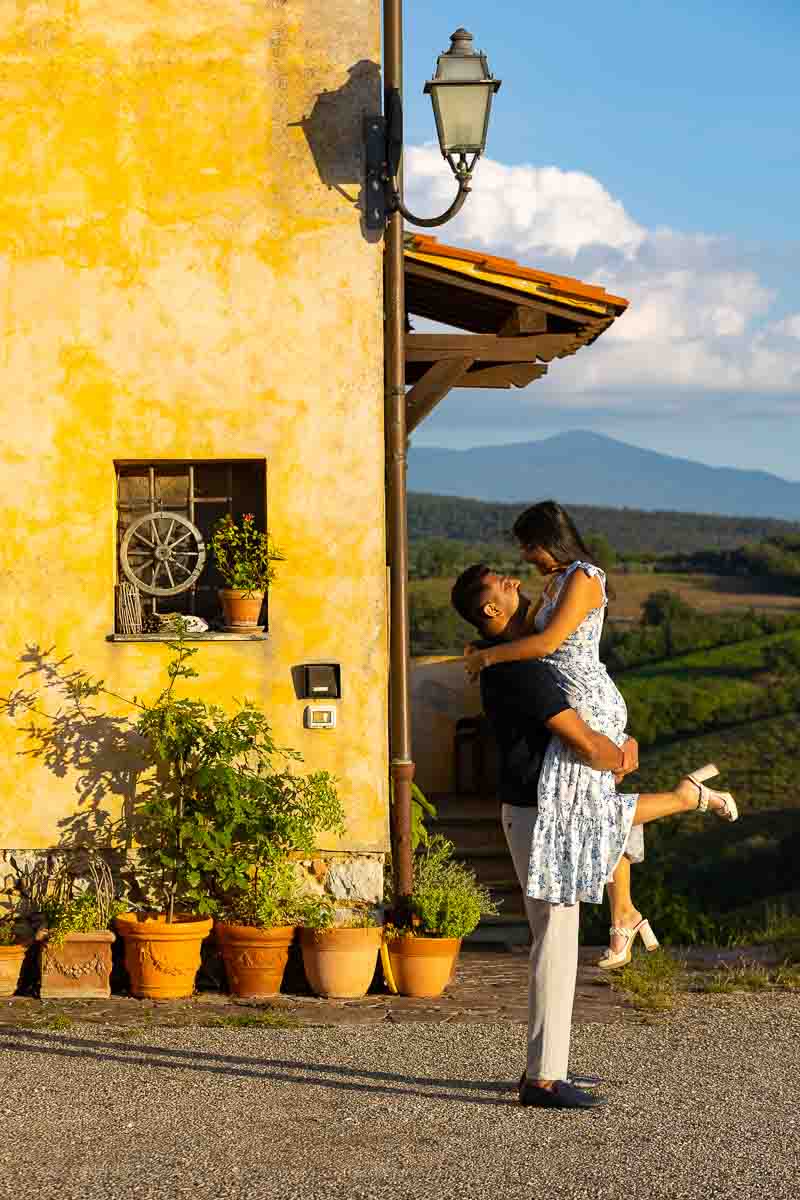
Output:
[464, 500, 737, 964]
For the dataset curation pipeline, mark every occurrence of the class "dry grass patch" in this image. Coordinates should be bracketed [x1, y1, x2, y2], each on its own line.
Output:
[607, 949, 686, 1012]
[197, 1010, 299, 1030]
[697, 960, 800, 995]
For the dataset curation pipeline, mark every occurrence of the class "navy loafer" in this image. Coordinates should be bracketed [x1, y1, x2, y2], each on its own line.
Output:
[519, 1078, 608, 1110]
[518, 1071, 602, 1090]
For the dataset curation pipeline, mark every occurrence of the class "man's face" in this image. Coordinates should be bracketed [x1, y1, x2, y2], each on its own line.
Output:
[476, 571, 521, 627]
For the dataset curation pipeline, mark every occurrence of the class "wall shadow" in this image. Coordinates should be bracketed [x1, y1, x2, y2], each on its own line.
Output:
[289, 59, 383, 242]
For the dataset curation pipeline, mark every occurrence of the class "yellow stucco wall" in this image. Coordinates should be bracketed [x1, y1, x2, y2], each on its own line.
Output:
[0, 1, 388, 851]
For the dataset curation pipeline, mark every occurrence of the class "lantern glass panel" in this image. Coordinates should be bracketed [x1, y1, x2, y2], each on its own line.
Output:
[431, 82, 493, 154]
[436, 54, 486, 81]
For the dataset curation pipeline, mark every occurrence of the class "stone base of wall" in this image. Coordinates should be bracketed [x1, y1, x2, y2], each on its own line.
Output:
[1, 848, 386, 934]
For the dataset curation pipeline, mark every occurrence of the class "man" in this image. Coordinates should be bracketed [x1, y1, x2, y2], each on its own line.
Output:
[451, 564, 639, 1111]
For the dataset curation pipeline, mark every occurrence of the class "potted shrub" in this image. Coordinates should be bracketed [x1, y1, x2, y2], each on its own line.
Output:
[209, 512, 284, 632]
[159, 689, 345, 999]
[118, 631, 342, 999]
[382, 836, 498, 999]
[299, 903, 383, 1000]
[214, 861, 305, 999]
[2, 630, 218, 999]
[212, 834, 346, 1001]
[4, 628, 341, 1001]
[0, 912, 28, 998]
[39, 853, 123, 1000]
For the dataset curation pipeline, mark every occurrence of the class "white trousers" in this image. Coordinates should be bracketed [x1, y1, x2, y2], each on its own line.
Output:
[501, 803, 579, 1081]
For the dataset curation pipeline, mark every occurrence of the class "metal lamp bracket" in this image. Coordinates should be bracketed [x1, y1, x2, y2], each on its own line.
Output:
[364, 91, 474, 232]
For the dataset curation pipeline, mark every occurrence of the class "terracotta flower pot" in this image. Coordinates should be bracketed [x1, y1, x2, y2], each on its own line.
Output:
[215, 922, 295, 998]
[115, 913, 212, 999]
[300, 926, 383, 999]
[40, 930, 115, 1000]
[384, 935, 462, 998]
[218, 589, 265, 631]
[0, 944, 27, 998]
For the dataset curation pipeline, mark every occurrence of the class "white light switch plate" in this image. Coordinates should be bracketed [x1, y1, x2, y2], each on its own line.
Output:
[304, 704, 337, 730]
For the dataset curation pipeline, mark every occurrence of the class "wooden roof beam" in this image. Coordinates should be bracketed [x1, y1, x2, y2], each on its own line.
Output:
[406, 333, 582, 364]
[497, 306, 548, 336]
[458, 363, 548, 388]
[405, 261, 612, 327]
[406, 356, 474, 435]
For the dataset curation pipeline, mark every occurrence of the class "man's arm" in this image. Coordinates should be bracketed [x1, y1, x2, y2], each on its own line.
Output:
[546, 710, 638, 776]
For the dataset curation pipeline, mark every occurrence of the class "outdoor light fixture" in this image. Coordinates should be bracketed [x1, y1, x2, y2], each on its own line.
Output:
[365, 27, 501, 230]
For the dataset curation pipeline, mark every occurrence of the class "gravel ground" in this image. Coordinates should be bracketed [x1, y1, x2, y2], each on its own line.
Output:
[0, 993, 798, 1200]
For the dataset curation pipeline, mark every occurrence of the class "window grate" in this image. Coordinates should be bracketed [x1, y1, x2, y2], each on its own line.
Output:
[115, 460, 267, 632]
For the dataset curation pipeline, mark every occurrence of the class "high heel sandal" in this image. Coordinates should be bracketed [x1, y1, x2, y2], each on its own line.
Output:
[597, 918, 660, 970]
[686, 763, 738, 822]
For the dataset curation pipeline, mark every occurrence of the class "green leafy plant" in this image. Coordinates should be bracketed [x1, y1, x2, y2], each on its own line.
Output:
[389, 778, 438, 852]
[3, 627, 343, 925]
[41, 853, 124, 948]
[386, 835, 498, 940]
[209, 513, 285, 593]
[411, 782, 437, 850]
[335, 908, 381, 929]
[295, 893, 337, 931]
[134, 632, 344, 921]
[0, 916, 19, 947]
[224, 858, 338, 930]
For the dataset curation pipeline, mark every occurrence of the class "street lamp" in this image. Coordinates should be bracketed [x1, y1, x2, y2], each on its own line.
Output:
[379, 9, 502, 907]
[365, 28, 502, 230]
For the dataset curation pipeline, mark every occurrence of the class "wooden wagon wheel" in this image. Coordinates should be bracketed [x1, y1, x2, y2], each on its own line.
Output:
[120, 511, 206, 598]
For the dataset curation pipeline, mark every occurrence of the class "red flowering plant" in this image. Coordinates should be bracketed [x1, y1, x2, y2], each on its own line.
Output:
[209, 513, 285, 595]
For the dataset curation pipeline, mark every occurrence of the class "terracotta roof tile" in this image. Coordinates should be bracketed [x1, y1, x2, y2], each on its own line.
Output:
[405, 233, 629, 312]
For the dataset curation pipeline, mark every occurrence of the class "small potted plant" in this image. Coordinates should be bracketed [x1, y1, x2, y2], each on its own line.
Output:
[0, 911, 28, 998]
[209, 512, 284, 632]
[39, 853, 123, 1000]
[299, 903, 383, 1000]
[382, 836, 498, 999]
[214, 859, 307, 999]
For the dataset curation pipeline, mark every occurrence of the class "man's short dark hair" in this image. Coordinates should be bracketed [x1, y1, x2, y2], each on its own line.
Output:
[451, 563, 492, 628]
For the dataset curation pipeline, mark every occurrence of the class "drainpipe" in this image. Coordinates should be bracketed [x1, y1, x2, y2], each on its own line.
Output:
[383, 0, 414, 902]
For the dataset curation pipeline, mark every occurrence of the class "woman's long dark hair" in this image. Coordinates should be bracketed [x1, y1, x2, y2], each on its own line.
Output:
[512, 500, 597, 568]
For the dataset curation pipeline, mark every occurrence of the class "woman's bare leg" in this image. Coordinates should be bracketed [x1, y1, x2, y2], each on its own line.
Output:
[606, 855, 642, 955]
[634, 777, 732, 824]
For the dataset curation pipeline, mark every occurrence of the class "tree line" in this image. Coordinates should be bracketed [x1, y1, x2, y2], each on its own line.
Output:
[409, 492, 800, 559]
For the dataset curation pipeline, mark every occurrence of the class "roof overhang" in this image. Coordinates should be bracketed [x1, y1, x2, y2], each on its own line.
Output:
[403, 234, 629, 433]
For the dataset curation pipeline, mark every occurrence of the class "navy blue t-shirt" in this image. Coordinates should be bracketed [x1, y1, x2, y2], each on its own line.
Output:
[479, 658, 569, 807]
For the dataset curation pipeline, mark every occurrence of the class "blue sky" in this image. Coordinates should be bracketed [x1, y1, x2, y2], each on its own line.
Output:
[400, 2, 800, 481]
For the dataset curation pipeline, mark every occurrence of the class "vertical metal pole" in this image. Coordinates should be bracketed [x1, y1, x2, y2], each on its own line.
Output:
[384, 0, 414, 901]
[188, 465, 196, 615]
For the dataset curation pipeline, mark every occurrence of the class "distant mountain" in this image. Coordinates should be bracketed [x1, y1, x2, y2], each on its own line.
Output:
[407, 431, 800, 521]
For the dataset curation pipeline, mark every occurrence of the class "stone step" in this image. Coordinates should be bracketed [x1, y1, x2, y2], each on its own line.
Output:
[428, 793, 500, 822]
[466, 916, 530, 946]
[436, 819, 508, 852]
[455, 850, 518, 885]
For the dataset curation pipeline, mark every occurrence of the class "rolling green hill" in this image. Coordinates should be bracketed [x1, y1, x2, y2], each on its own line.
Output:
[578, 712, 800, 946]
[408, 492, 800, 557]
[577, 643, 800, 945]
[619, 630, 800, 746]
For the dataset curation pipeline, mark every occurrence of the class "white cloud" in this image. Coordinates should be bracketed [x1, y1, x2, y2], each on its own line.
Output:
[405, 144, 645, 259]
[772, 313, 800, 338]
[405, 146, 800, 404]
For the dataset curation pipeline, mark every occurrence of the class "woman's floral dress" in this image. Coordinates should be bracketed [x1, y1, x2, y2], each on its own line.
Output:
[526, 561, 638, 906]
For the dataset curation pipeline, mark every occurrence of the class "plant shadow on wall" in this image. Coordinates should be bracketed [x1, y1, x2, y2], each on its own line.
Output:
[289, 60, 382, 240]
[0, 631, 342, 926]
[1, 645, 147, 866]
